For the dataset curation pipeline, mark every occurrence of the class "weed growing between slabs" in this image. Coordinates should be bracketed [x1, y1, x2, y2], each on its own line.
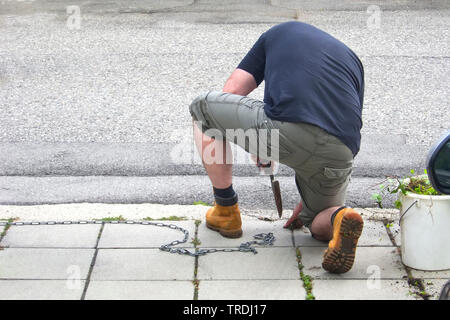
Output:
[144, 216, 188, 221]
[0, 217, 19, 244]
[372, 169, 441, 209]
[296, 247, 315, 300]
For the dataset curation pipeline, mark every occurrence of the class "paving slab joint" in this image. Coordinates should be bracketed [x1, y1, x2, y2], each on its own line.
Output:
[382, 218, 397, 246]
[0, 217, 19, 247]
[80, 222, 105, 300]
[296, 247, 315, 300]
[405, 274, 431, 300]
[383, 219, 431, 300]
[192, 219, 202, 300]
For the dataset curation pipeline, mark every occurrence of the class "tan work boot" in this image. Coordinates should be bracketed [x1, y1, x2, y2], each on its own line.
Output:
[206, 203, 242, 238]
[322, 207, 364, 274]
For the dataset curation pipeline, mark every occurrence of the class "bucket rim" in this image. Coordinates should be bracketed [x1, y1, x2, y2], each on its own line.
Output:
[400, 192, 450, 201]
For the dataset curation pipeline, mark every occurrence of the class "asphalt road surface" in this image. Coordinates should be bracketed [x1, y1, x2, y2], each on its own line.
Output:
[0, 0, 449, 208]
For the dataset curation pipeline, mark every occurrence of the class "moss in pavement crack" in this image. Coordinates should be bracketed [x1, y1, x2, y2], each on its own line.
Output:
[406, 274, 431, 300]
[144, 216, 188, 221]
[95, 215, 126, 222]
[296, 247, 315, 300]
[0, 218, 18, 242]
[193, 201, 212, 206]
[192, 219, 202, 300]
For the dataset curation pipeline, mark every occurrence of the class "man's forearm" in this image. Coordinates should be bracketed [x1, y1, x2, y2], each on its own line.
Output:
[223, 77, 253, 95]
[222, 68, 257, 95]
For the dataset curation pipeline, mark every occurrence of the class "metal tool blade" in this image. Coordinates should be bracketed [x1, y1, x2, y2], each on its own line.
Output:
[270, 174, 283, 218]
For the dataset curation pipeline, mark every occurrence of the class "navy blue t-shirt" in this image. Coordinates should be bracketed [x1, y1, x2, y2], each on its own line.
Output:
[237, 21, 364, 156]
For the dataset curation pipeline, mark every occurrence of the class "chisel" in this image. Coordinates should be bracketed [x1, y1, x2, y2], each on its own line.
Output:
[257, 158, 283, 217]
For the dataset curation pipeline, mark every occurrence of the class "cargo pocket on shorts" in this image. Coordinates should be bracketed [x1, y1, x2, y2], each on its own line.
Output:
[309, 166, 353, 196]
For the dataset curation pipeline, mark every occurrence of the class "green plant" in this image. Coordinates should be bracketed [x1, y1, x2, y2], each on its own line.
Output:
[296, 248, 315, 300]
[144, 216, 187, 221]
[95, 215, 126, 222]
[372, 169, 442, 209]
[306, 293, 315, 300]
[191, 237, 201, 246]
[0, 217, 18, 239]
[193, 201, 211, 206]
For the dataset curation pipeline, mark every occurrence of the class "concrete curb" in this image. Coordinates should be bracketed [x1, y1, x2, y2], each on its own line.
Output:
[0, 202, 398, 222]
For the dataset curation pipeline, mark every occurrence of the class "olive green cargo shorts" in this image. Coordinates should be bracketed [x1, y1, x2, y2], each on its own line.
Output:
[189, 91, 354, 228]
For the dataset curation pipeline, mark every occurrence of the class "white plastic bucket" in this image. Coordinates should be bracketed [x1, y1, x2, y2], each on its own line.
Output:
[399, 192, 450, 271]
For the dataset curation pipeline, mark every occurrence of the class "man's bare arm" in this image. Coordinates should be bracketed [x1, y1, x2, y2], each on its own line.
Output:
[223, 68, 258, 95]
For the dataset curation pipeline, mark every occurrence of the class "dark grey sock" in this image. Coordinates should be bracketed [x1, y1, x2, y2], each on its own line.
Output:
[330, 206, 347, 225]
[213, 185, 238, 206]
[213, 184, 235, 199]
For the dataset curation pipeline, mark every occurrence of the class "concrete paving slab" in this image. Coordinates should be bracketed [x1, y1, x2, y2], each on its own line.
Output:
[358, 220, 393, 246]
[198, 279, 306, 300]
[1, 224, 101, 248]
[198, 219, 293, 248]
[313, 279, 416, 300]
[91, 249, 194, 280]
[422, 278, 450, 300]
[85, 280, 194, 300]
[0, 280, 85, 300]
[197, 247, 299, 280]
[298, 246, 406, 279]
[0, 248, 94, 279]
[293, 219, 393, 247]
[293, 227, 326, 247]
[98, 221, 196, 248]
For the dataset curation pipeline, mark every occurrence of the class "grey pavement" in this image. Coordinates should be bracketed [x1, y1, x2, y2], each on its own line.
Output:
[1, 210, 448, 300]
[0, 0, 449, 301]
[0, 0, 449, 207]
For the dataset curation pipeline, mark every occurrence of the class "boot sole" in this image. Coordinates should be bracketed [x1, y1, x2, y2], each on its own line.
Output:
[206, 222, 243, 239]
[322, 211, 363, 274]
